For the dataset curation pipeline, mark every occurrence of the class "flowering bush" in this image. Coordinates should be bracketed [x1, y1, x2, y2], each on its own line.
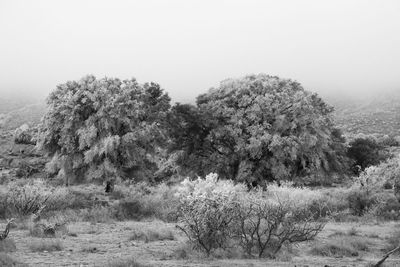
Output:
[176, 173, 325, 257]
[176, 174, 245, 255]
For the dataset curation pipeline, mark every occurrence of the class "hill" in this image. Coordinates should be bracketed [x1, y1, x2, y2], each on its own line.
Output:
[0, 102, 46, 131]
[325, 90, 400, 136]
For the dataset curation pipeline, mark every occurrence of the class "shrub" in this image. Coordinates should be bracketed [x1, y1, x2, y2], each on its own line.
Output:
[308, 189, 350, 220]
[176, 174, 245, 256]
[372, 194, 400, 220]
[113, 199, 151, 221]
[347, 137, 388, 173]
[14, 124, 36, 145]
[176, 174, 325, 258]
[235, 190, 325, 258]
[29, 216, 69, 238]
[5, 180, 71, 217]
[347, 188, 378, 216]
[112, 183, 179, 222]
[29, 239, 63, 252]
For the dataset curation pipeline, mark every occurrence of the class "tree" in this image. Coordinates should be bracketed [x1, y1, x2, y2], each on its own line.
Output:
[38, 75, 170, 184]
[168, 74, 347, 184]
[347, 137, 388, 174]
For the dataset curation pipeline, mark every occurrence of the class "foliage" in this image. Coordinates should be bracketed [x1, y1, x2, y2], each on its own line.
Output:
[5, 179, 70, 216]
[176, 173, 325, 258]
[372, 193, 400, 221]
[113, 183, 179, 222]
[168, 74, 348, 184]
[38, 75, 170, 184]
[347, 137, 389, 174]
[235, 189, 325, 258]
[346, 189, 378, 216]
[176, 174, 245, 255]
[13, 124, 36, 145]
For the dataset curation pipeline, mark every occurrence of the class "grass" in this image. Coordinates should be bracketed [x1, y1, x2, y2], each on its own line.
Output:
[0, 239, 16, 253]
[107, 257, 149, 267]
[383, 230, 400, 255]
[311, 235, 375, 258]
[129, 228, 175, 243]
[0, 252, 28, 267]
[29, 239, 63, 252]
[311, 240, 359, 257]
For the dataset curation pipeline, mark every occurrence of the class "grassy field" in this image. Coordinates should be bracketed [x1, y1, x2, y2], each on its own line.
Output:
[1, 218, 400, 266]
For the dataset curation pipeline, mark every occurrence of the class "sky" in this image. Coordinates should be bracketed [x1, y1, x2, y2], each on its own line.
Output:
[0, 0, 400, 103]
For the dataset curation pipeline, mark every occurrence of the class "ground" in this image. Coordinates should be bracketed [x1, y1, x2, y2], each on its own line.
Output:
[2, 219, 400, 267]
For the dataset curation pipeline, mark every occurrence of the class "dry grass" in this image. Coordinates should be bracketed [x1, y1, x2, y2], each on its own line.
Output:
[107, 257, 149, 267]
[0, 220, 398, 266]
[0, 239, 16, 253]
[29, 239, 63, 252]
[129, 228, 175, 243]
[0, 252, 28, 267]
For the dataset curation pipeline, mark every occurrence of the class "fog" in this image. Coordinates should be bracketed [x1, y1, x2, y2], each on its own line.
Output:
[0, 0, 399, 103]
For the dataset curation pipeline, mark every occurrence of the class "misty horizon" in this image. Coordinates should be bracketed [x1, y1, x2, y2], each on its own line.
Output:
[1, 0, 400, 103]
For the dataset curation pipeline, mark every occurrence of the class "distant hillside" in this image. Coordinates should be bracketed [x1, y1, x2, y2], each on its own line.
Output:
[0, 102, 46, 130]
[0, 95, 42, 114]
[326, 90, 400, 136]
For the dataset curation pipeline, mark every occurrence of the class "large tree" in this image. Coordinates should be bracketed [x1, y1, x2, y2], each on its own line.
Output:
[168, 74, 347, 184]
[39, 75, 170, 184]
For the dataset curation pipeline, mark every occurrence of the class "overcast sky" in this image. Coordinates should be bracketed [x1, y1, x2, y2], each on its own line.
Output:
[0, 0, 399, 103]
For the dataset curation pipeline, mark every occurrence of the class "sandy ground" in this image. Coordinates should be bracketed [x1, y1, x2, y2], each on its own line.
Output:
[3, 220, 400, 267]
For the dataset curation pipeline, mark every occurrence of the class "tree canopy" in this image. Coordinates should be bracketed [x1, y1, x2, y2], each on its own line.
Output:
[167, 74, 348, 184]
[39, 75, 170, 184]
[347, 137, 388, 174]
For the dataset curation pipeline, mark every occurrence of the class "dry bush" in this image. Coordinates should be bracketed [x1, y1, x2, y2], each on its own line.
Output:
[112, 182, 179, 222]
[29, 239, 63, 252]
[176, 174, 245, 256]
[5, 179, 71, 217]
[29, 216, 68, 238]
[176, 174, 325, 258]
[308, 188, 351, 220]
[177, 196, 238, 255]
[235, 190, 325, 258]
